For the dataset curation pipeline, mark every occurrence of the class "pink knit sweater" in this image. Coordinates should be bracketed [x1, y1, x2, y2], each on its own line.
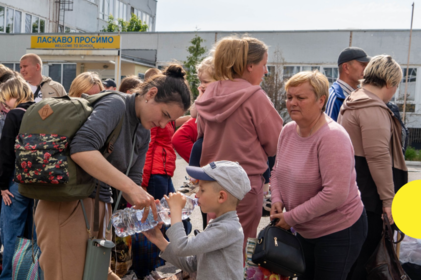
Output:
[271, 118, 364, 239]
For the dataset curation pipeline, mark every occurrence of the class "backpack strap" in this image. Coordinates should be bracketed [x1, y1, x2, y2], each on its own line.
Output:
[34, 81, 46, 100]
[82, 91, 126, 159]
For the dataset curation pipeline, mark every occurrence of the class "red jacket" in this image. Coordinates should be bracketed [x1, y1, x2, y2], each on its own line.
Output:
[171, 118, 198, 163]
[141, 122, 176, 188]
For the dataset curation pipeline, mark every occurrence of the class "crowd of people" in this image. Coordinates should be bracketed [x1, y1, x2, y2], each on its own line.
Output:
[0, 33, 408, 280]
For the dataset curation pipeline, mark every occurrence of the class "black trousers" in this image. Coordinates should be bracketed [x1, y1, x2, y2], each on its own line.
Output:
[297, 210, 368, 280]
[347, 211, 383, 280]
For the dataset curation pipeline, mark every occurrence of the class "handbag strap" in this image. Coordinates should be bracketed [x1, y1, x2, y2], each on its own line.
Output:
[382, 214, 409, 278]
[107, 132, 137, 232]
[383, 214, 405, 244]
[31, 199, 38, 263]
[81, 124, 138, 239]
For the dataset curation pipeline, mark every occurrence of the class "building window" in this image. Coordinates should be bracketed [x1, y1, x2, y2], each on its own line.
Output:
[266, 66, 275, 77]
[0, 6, 4, 32]
[395, 67, 418, 102]
[133, 8, 152, 31]
[14, 10, 21, 33]
[2, 62, 20, 71]
[322, 67, 339, 84]
[100, 0, 115, 20]
[40, 19, 45, 33]
[25, 14, 31, 33]
[48, 63, 76, 92]
[282, 66, 300, 80]
[32, 16, 39, 33]
[6, 7, 13, 33]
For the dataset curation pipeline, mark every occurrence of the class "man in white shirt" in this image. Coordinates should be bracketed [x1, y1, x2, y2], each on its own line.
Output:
[20, 53, 67, 103]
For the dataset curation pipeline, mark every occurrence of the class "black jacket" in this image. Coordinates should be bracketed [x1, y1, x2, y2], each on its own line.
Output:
[0, 102, 35, 190]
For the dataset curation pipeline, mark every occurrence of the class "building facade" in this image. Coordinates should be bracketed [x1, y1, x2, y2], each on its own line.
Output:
[0, 0, 157, 34]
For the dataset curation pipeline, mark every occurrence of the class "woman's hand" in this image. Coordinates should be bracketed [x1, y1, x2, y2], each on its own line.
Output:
[126, 186, 157, 223]
[383, 207, 394, 225]
[270, 201, 283, 217]
[271, 212, 291, 230]
[270, 202, 290, 230]
[1, 189, 14, 206]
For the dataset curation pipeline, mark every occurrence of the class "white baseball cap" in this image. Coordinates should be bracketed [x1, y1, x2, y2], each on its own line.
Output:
[186, 161, 251, 200]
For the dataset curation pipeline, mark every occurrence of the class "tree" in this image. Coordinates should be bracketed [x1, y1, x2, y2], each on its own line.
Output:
[101, 14, 148, 32]
[261, 48, 290, 122]
[184, 35, 207, 99]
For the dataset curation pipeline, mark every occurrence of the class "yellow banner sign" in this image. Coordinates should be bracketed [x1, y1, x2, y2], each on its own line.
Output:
[31, 35, 120, 49]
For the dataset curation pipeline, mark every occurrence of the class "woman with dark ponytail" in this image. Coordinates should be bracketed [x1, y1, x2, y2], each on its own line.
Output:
[35, 64, 191, 280]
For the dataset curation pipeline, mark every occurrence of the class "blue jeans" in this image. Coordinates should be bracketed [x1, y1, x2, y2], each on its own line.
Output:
[297, 210, 368, 280]
[0, 182, 36, 280]
[147, 174, 176, 200]
[147, 174, 192, 235]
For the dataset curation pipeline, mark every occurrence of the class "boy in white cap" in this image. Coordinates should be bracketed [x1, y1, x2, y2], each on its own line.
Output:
[143, 160, 251, 280]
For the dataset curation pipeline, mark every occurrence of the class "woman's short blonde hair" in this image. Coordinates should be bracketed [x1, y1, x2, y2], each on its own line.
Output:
[362, 55, 402, 88]
[0, 76, 34, 107]
[285, 71, 330, 111]
[68, 72, 104, 97]
[213, 36, 268, 81]
[196, 56, 215, 80]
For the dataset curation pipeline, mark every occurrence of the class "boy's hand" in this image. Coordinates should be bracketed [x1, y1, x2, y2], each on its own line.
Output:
[164, 192, 186, 225]
[165, 192, 186, 212]
[142, 222, 169, 252]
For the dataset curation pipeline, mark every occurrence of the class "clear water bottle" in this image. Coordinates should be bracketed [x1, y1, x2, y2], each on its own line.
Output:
[111, 194, 198, 237]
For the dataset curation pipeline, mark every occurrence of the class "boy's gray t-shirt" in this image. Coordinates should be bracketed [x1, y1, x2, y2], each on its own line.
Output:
[160, 211, 244, 280]
[70, 93, 150, 203]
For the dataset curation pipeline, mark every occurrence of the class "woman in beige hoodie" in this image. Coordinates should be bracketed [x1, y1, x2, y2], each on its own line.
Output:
[338, 55, 407, 280]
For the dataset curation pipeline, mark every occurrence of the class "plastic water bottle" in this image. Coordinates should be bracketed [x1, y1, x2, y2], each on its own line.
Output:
[111, 194, 198, 237]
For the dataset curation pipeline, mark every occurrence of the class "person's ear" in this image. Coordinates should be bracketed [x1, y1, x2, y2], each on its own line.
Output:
[218, 190, 228, 204]
[145, 87, 158, 101]
[36, 63, 41, 72]
[318, 95, 326, 109]
[246, 63, 254, 73]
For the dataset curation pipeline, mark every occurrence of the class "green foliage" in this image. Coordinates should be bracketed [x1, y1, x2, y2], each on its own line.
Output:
[101, 14, 148, 32]
[405, 146, 418, 161]
[128, 13, 148, 32]
[184, 35, 207, 99]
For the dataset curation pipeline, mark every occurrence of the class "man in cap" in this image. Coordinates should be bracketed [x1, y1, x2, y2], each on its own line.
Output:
[102, 78, 117, 90]
[143, 160, 250, 280]
[326, 47, 370, 121]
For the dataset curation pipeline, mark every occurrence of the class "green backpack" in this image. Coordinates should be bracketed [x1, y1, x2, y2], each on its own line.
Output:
[15, 91, 124, 202]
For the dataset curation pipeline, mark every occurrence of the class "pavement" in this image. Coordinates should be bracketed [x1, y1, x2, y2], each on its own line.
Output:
[154, 157, 421, 279]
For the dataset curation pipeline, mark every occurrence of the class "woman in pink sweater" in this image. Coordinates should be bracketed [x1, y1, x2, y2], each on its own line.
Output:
[270, 71, 366, 280]
[195, 36, 283, 252]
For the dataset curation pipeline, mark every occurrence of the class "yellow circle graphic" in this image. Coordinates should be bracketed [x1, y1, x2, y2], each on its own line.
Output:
[392, 180, 421, 239]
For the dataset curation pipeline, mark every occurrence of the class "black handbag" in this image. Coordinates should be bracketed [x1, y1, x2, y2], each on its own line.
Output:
[252, 220, 306, 278]
[366, 214, 411, 280]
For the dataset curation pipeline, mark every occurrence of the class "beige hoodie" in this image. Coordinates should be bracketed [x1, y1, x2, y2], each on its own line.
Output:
[37, 76, 67, 99]
[338, 88, 407, 210]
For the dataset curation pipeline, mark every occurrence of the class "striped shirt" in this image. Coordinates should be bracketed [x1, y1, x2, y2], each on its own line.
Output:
[326, 79, 356, 121]
[336, 79, 354, 97]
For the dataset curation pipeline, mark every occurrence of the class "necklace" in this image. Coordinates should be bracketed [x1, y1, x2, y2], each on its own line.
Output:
[298, 112, 324, 137]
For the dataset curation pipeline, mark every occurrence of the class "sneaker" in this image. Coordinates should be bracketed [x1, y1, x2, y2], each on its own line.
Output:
[177, 177, 199, 196]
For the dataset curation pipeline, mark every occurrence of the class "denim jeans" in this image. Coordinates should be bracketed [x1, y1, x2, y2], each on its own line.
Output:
[297, 209, 368, 280]
[147, 174, 192, 235]
[0, 182, 35, 280]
